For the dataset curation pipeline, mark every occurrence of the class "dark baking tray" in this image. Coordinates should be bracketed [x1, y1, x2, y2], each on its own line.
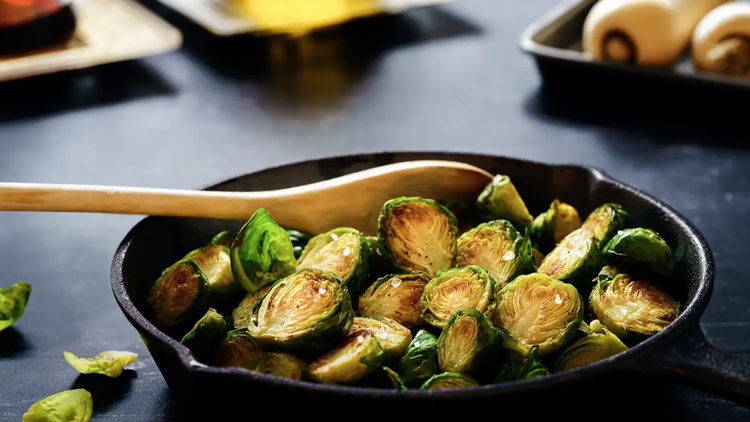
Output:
[519, 0, 750, 95]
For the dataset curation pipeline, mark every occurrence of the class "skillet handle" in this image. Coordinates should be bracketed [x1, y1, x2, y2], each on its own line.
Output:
[645, 323, 750, 403]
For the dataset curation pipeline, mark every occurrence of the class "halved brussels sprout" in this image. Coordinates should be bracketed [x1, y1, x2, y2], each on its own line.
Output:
[63, 350, 138, 378]
[601, 228, 674, 278]
[476, 175, 534, 228]
[214, 328, 267, 370]
[494, 346, 550, 383]
[439, 198, 479, 234]
[230, 208, 297, 294]
[536, 228, 601, 289]
[530, 200, 582, 252]
[22, 389, 93, 422]
[147, 258, 209, 328]
[307, 330, 385, 384]
[555, 321, 628, 372]
[180, 308, 228, 359]
[209, 230, 239, 248]
[455, 220, 535, 289]
[437, 309, 518, 376]
[420, 265, 496, 330]
[364, 366, 408, 390]
[296, 227, 371, 295]
[349, 316, 412, 363]
[420, 372, 479, 390]
[255, 352, 307, 381]
[590, 273, 679, 343]
[184, 245, 242, 306]
[493, 273, 583, 356]
[532, 247, 546, 270]
[395, 329, 439, 386]
[247, 268, 354, 354]
[287, 229, 314, 260]
[377, 197, 458, 279]
[581, 203, 629, 248]
[232, 284, 273, 329]
[358, 272, 429, 329]
[0, 281, 31, 332]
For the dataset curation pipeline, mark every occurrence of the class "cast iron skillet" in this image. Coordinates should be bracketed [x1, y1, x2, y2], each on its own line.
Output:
[110, 152, 750, 418]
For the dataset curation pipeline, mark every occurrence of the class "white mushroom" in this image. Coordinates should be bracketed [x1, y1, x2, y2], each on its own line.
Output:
[692, 2, 750, 78]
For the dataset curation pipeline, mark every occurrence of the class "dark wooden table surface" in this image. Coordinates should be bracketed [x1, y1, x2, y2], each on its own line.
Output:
[1, 0, 749, 420]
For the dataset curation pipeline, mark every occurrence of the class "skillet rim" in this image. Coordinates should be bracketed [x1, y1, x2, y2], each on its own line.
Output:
[110, 150, 714, 399]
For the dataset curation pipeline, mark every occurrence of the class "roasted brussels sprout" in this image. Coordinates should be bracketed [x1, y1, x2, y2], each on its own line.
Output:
[601, 228, 674, 278]
[494, 346, 550, 383]
[349, 316, 412, 363]
[23, 389, 93, 422]
[377, 197, 458, 278]
[184, 245, 242, 306]
[232, 284, 272, 329]
[555, 320, 628, 372]
[395, 329, 439, 385]
[493, 273, 583, 356]
[147, 258, 209, 329]
[530, 200, 582, 252]
[287, 229, 314, 259]
[536, 228, 601, 289]
[590, 273, 679, 343]
[455, 220, 535, 288]
[247, 268, 354, 354]
[439, 198, 479, 234]
[532, 247, 545, 270]
[364, 366, 408, 390]
[437, 309, 520, 376]
[308, 330, 385, 384]
[63, 350, 138, 378]
[421, 265, 496, 329]
[420, 372, 479, 390]
[296, 227, 371, 295]
[180, 308, 228, 358]
[476, 175, 534, 228]
[230, 208, 297, 294]
[358, 272, 429, 329]
[209, 230, 239, 248]
[214, 328, 267, 370]
[0, 281, 31, 332]
[255, 352, 307, 381]
[581, 203, 629, 248]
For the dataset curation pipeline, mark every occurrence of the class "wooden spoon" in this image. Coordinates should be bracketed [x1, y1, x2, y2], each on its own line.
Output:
[0, 160, 494, 235]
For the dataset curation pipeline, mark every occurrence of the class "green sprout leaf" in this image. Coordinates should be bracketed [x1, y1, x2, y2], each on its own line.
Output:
[0, 281, 32, 332]
[22, 389, 93, 422]
[63, 351, 138, 378]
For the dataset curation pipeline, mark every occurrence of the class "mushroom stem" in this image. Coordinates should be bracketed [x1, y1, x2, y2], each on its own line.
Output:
[602, 31, 637, 64]
[706, 35, 750, 77]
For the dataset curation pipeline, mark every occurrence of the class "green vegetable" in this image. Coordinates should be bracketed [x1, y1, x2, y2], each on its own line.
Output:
[232, 284, 272, 329]
[437, 309, 520, 376]
[209, 230, 239, 248]
[581, 203, 629, 248]
[296, 227, 371, 295]
[307, 330, 385, 385]
[530, 199, 582, 252]
[590, 273, 679, 344]
[420, 372, 479, 390]
[494, 346, 550, 383]
[476, 175, 534, 228]
[63, 351, 138, 378]
[246, 268, 354, 354]
[377, 197, 458, 278]
[358, 272, 429, 329]
[493, 273, 583, 357]
[147, 258, 209, 328]
[287, 229, 314, 259]
[536, 227, 601, 289]
[532, 247, 545, 270]
[184, 245, 242, 306]
[555, 320, 629, 371]
[22, 389, 93, 422]
[455, 220, 535, 289]
[421, 265, 496, 330]
[395, 329, 439, 386]
[214, 328, 267, 370]
[0, 281, 31, 332]
[349, 316, 412, 363]
[180, 308, 228, 359]
[255, 352, 307, 381]
[601, 228, 674, 278]
[230, 208, 297, 294]
[364, 366, 408, 390]
[439, 198, 479, 234]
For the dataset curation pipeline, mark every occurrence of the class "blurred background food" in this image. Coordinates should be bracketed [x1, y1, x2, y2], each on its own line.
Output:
[0, 0, 77, 56]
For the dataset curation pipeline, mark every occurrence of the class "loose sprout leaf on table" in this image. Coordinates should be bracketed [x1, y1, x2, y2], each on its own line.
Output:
[22, 388, 93, 422]
[143, 174, 679, 390]
[0, 281, 32, 332]
[63, 351, 138, 378]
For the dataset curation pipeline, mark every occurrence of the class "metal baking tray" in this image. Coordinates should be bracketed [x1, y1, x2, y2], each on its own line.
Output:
[519, 0, 750, 94]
